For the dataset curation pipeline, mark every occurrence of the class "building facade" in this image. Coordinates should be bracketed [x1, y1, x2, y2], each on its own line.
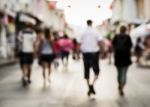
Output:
[136, 0, 150, 21]
[0, 0, 62, 59]
[112, 0, 150, 23]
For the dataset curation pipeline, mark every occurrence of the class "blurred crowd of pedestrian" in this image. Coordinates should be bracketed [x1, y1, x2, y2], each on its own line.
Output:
[16, 23, 80, 87]
[14, 19, 150, 98]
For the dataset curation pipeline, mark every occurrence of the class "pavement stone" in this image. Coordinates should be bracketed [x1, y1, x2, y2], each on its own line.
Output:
[0, 59, 150, 107]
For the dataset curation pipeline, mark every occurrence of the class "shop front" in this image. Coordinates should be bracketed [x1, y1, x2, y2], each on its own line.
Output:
[0, 11, 15, 61]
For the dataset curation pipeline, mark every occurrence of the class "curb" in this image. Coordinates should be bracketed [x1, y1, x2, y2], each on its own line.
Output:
[0, 59, 17, 67]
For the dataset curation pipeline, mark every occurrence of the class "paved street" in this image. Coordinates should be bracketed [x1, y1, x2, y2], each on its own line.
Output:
[0, 59, 150, 107]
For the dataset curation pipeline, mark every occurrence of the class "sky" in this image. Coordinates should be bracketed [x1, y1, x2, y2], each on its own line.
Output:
[56, 0, 113, 27]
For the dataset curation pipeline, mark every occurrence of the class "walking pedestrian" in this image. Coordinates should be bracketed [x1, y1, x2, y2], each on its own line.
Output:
[79, 20, 103, 97]
[58, 34, 73, 66]
[52, 31, 61, 69]
[72, 38, 80, 60]
[38, 28, 55, 86]
[112, 25, 133, 96]
[17, 24, 37, 86]
[134, 37, 144, 63]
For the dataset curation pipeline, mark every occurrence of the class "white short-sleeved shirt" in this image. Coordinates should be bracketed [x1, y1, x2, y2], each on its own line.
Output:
[19, 29, 36, 53]
[79, 27, 102, 53]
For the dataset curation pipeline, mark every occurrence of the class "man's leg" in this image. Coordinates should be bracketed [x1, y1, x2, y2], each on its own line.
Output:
[20, 64, 24, 79]
[83, 53, 91, 96]
[92, 75, 99, 86]
[20, 56, 25, 80]
[92, 61, 100, 85]
[86, 79, 90, 86]
[91, 70, 99, 94]
[27, 54, 33, 84]
[91, 52, 100, 95]
[22, 64, 28, 86]
[27, 64, 32, 84]
[48, 63, 52, 82]
[20, 54, 28, 86]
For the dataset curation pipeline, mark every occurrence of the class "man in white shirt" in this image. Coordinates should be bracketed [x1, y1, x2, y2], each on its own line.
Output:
[79, 20, 103, 96]
[18, 24, 37, 87]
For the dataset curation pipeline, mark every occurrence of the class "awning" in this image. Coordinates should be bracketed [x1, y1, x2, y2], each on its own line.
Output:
[16, 12, 42, 25]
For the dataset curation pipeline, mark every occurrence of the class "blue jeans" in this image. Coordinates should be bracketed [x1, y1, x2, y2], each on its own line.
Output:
[116, 66, 128, 84]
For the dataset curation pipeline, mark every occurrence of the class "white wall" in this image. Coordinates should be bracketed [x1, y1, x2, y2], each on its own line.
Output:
[122, 0, 138, 22]
[112, 0, 138, 23]
[111, 0, 123, 22]
[144, 0, 150, 20]
[48, 9, 66, 31]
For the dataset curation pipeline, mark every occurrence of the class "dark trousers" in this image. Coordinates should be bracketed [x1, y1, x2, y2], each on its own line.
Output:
[83, 52, 100, 79]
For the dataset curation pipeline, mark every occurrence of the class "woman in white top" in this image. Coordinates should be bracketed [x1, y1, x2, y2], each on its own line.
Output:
[38, 28, 55, 86]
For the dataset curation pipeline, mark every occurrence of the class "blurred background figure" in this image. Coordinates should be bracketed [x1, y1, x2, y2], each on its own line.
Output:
[58, 34, 73, 67]
[146, 35, 150, 49]
[72, 38, 80, 61]
[38, 28, 56, 86]
[52, 31, 61, 69]
[107, 38, 113, 64]
[112, 25, 133, 96]
[105, 28, 114, 64]
[134, 37, 145, 64]
[102, 38, 113, 64]
[140, 35, 150, 66]
[17, 24, 37, 87]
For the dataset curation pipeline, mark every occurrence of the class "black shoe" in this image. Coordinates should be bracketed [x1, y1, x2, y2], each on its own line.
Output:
[27, 79, 32, 84]
[87, 85, 96, 96]
[22, 78, 27, 87]
[118, 84, 124, 96]
[87, 89, 91, 96]
[119, 90, 124, 96]
[90, 85, 96, 95]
